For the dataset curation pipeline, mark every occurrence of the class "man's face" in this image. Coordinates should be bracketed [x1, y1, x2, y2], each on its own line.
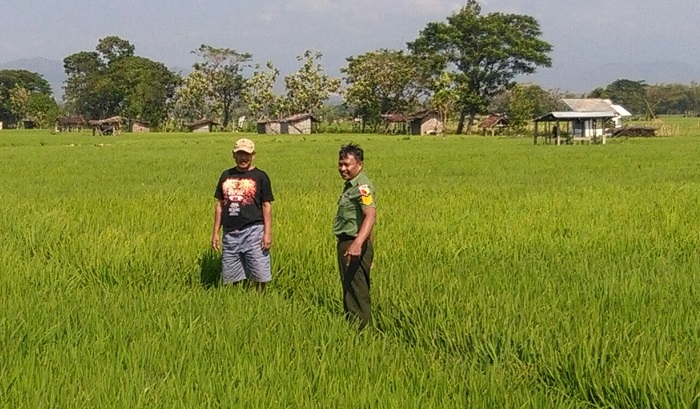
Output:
[234, 151, 254, 170]
[338, 154, 362, 181]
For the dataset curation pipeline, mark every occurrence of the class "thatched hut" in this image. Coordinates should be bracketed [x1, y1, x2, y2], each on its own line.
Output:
[55, 115, 87, 132]
[89, 116, 122, 136]
[380, 113, 411, 134]
[478, 113, 509, 136]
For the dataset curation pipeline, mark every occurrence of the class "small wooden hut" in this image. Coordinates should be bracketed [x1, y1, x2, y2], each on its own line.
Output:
[89, 116, 122, 136]
[56, 115, 87, 132]
[478, 113, 509, 136]
[130, 119, 150, 133]
[380, 113, 411, 134]
[256, 113, 318, 135]
[285, 113, 318, 134]
[256, 119, 284, 134]
[409, 110, 443, 135]
[187, 118, 219, 133]
[381, 110, 444, 135]
[533, 111, 617, 145]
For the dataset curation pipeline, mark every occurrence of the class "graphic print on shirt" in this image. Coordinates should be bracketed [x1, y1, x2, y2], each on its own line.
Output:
[222, 178, 257, 216]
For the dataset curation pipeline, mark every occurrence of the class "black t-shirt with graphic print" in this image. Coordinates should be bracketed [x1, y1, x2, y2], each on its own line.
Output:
[214, 167, 274, 230]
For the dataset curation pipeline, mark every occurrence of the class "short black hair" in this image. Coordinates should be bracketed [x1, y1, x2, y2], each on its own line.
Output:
[339, 143, 364, 162]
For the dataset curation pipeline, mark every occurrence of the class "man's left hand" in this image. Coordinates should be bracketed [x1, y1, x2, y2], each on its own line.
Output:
[344, 240, 363, 264]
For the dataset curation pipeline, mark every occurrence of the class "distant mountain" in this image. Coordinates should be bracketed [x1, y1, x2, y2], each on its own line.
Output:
[4, 57, 698, 102]
[0, 57, 66, 99]
[0, 58, 191, 101]
[526, 60, 700, 94]
[585, 61, 700, 88]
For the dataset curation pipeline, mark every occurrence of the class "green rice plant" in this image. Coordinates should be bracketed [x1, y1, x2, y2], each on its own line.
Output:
[2, 128, 700, 407]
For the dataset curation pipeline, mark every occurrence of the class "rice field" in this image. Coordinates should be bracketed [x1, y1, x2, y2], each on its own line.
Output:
[2, 128, 700, 408]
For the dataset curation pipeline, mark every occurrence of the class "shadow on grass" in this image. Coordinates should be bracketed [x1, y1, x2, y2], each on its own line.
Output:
[198, 249, 221, 289]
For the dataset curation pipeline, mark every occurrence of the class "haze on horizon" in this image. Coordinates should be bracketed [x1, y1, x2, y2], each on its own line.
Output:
[1, 0, 699, 93]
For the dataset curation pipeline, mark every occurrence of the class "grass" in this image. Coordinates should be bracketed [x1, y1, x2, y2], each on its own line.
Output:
[2, 126, 700, 407]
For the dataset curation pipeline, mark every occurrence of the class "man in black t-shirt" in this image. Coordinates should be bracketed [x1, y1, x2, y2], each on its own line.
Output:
[212, 138, 274, 291]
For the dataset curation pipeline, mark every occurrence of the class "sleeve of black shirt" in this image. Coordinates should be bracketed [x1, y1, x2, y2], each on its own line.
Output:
[214, 171, 225, 200]
[260, 171, 274, 202]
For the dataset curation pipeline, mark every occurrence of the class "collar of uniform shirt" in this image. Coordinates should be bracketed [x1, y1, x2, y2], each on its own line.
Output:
[345, 171, 364, 188]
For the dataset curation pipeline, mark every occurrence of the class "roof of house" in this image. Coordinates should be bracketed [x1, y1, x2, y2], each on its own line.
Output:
[534, 111, 618, 122]
[57, 115, 86, 125]
[409, 110, 438, 120]
[561, 98, 614, 112]
[257, 113, 318, 124]
[561, 98, 632, 116]
[88, 116, 122, 125]
[479, 113, 508, 128]
[187, 118, 219, 128]
[381, 110, 439, 123]
[380, 113, 410, 123]
[284, 113, 318, 122]
[610, 104, 632, 117]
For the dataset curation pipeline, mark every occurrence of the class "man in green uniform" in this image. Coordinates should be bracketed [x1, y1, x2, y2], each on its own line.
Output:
[333, 143, 376, 330]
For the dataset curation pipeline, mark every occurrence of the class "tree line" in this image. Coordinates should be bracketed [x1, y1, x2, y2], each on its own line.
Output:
[1, 1, 698, 133]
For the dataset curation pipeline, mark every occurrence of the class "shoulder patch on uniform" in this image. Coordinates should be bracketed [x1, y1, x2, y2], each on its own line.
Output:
[361, 195, 373, 206]
[358, 184, 371, 196]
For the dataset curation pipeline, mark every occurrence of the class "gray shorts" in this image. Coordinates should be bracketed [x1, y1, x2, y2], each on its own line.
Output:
[221, 224, 271, 284]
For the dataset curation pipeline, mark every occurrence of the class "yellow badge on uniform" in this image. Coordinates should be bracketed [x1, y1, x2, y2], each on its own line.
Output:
[359, 184, 373, 205]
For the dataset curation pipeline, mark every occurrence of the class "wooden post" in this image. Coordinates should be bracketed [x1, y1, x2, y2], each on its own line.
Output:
[533, 122, 538, 145]
[602, 118, 607, 144]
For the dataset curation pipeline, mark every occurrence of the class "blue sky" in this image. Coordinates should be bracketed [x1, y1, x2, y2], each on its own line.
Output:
[1, 0, 699, 92]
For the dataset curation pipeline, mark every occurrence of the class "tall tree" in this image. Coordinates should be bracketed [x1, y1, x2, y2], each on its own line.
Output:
[342, 49, 430, 132]
[191, 44, 252, 129]
[408, 0, 552, 133]
[604, 79, 648, 118]
[26, 93, 60, 128]
[242, 61, 281, 121]
[430, 72, 459, 137]
[9, 86, 30, 127]
[506, 84, 543, 133]
[109, 56, 181, 127]
[62, 51, 105, 116]
[63, 37, 180, 127]
[95, 36, 135, 65]
[0, 69, 52, 126]
[501, 83, 561, 132]
[173, 70, 213, 124]
[283, 50, 341, 116]
[689, 82, 700, 115]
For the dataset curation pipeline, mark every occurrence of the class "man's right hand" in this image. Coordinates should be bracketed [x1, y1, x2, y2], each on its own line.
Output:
[211, 234, 220, 251]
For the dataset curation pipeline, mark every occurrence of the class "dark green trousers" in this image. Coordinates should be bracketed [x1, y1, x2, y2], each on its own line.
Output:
[337, 238, 373, 330]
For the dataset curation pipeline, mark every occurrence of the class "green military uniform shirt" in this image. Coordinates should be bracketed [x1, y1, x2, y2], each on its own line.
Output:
[333, 171, 376, 237]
